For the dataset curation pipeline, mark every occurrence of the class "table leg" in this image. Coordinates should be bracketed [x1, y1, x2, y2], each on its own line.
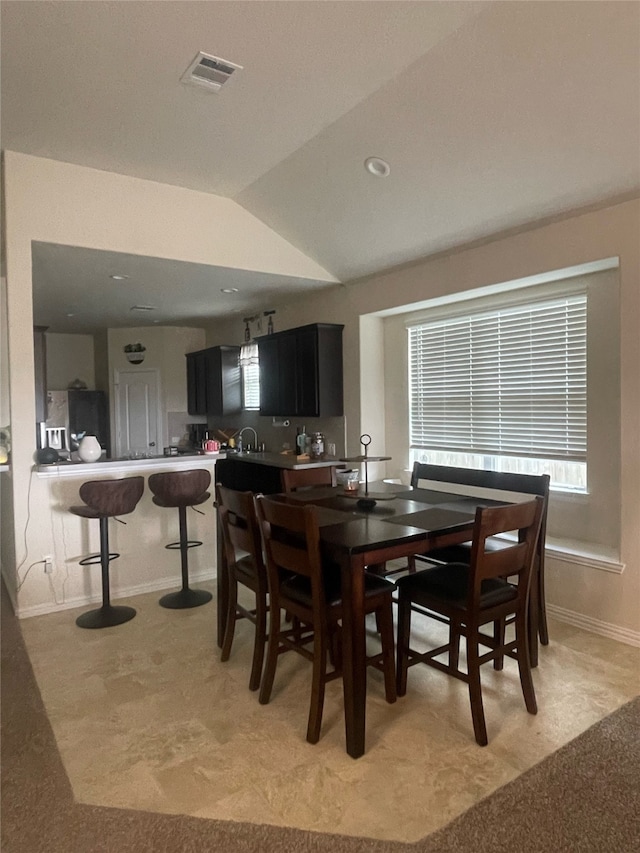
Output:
[340, 552, 367, 758]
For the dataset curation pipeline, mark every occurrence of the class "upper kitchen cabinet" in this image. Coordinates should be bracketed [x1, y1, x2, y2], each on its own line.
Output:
[257, 323, 344, 417]
[186, 345, 241, 416]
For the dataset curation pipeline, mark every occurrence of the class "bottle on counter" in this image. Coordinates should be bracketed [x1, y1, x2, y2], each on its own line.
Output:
[296, 426, 307, 455]
[310, 432, 325, 459]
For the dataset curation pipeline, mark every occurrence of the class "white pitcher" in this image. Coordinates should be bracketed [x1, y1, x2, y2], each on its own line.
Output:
[78, 435, 102, 463]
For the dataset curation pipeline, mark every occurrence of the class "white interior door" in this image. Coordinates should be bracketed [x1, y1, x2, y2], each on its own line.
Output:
[114, 368, 161, 458]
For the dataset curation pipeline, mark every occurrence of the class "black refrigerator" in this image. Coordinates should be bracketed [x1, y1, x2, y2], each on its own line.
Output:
[45, 389, 110, 456]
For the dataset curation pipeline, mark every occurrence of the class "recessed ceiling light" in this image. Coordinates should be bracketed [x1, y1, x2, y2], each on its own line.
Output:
[221, 287, 239, 293]
[66, 312, 75, 317]
[110, 274, 129, 281]
[364, 157, 390, 177]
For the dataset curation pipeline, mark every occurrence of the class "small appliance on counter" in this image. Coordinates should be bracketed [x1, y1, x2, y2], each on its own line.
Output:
[187, 423, 208, 449]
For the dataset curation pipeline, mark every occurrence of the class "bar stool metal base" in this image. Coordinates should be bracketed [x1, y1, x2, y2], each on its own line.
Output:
[75, 604, 137, 629]
[159, 588, 213, 609]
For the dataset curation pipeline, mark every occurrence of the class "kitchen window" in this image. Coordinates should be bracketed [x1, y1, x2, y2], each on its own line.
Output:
[240, 341, 260, 410]
[408, 292, 587, 491]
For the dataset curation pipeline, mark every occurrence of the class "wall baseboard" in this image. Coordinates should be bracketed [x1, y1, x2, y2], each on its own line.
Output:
[547, 603, 640, 648]
[13, 569, 217, 620]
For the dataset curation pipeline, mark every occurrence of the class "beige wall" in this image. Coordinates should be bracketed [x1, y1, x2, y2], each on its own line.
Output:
[2, 150, 638, 643]
[93, 330, 109, 394]
[0, 277, 9, 429]
[45, 332, 96, 390]
[0, 276, 14, 599]
[108, 325, 206, 450]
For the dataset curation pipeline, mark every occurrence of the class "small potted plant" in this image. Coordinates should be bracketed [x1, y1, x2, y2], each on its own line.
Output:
[124, 342, 146, 364]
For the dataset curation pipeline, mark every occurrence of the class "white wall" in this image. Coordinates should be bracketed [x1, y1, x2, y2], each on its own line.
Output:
[205, 199, 640, 644]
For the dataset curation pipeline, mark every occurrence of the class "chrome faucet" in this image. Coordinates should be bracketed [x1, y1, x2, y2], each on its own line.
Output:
[237, 426, 258, 453]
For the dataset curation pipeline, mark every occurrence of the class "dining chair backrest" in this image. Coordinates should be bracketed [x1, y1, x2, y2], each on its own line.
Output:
[410, 462, 550, 595]
[410, 462, 549, 502]
[255, 496, 326, 609]
[281, 466, 337, 492]
[468, 497, 544, 609]
[215, 484, 264, 570]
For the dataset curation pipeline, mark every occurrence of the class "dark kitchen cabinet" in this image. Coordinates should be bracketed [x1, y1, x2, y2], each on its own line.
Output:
[257, 323, 343, 417]
[186, 345, 241, 416]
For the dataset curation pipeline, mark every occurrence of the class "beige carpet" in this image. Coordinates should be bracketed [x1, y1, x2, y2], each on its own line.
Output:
[2, 586, 639, 852]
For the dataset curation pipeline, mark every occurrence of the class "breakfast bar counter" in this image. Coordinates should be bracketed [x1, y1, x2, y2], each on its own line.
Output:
[35, 452, 222, 479]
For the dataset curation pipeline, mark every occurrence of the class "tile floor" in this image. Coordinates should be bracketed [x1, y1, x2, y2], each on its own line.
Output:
[19, 583, 640, 843]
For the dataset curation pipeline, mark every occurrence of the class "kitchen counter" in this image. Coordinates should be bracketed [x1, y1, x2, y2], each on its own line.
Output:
[35, 452, 222, 479]
[224, 451, 341, 470]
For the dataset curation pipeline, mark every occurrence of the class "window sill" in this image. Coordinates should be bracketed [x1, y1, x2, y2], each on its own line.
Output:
[545, 537, 624, 574]
[494, 531, 624, 574]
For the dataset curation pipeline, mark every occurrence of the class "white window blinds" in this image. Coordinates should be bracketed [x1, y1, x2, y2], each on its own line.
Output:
[408, 293, 587, 461]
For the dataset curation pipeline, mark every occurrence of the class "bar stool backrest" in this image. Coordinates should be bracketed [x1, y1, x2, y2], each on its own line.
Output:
[79, 476, 144, 517]
[148, 469, 211, 507]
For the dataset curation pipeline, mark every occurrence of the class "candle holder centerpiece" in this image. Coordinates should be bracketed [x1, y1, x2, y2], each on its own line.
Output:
[339, 434, 392, 509]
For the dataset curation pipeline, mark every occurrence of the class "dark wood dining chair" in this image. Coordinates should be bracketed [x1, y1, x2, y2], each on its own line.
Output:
[281, 466, 338, 492]
[407, 463, 551, 651]
[215, 484, 269, 691]
[255, 495, 397, 744]
[396, 496, 544, 746]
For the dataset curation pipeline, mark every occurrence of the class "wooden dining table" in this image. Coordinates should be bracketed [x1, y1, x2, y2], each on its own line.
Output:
[265, 480, 517, 758]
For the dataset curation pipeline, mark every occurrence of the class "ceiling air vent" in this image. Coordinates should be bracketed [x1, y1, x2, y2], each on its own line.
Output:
[180, 52, 243, 93]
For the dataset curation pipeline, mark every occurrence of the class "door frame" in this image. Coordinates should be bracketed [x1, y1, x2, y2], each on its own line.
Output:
[113, 366, 163, 457]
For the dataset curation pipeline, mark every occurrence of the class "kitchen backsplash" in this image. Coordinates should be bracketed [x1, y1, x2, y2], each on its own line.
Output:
[206, 413, 346, 457]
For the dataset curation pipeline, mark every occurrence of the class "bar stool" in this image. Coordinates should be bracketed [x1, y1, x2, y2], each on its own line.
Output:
[148, 469, 213, 609]
[69, 476, 145, 629]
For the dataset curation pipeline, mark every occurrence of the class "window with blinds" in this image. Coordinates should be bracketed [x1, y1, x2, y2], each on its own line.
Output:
[408, 293, 587, 484]
[240, 342, 260, 410]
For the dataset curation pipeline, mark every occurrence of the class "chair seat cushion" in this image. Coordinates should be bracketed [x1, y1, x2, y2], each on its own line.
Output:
[234, 554, 259, 583]
[282, 570, 395, 609]
[397, 563, 517, 610]
[69, 504, 103, 519]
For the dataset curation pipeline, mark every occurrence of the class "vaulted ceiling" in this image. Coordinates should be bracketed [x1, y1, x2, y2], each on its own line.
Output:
[2, 1, 639, 331]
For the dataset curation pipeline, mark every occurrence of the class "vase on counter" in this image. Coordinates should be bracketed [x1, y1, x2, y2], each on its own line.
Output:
[78, 435, 102, 463]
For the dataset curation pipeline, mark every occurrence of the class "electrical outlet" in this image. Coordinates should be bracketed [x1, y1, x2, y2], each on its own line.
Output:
[43, 556, 53, 574]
